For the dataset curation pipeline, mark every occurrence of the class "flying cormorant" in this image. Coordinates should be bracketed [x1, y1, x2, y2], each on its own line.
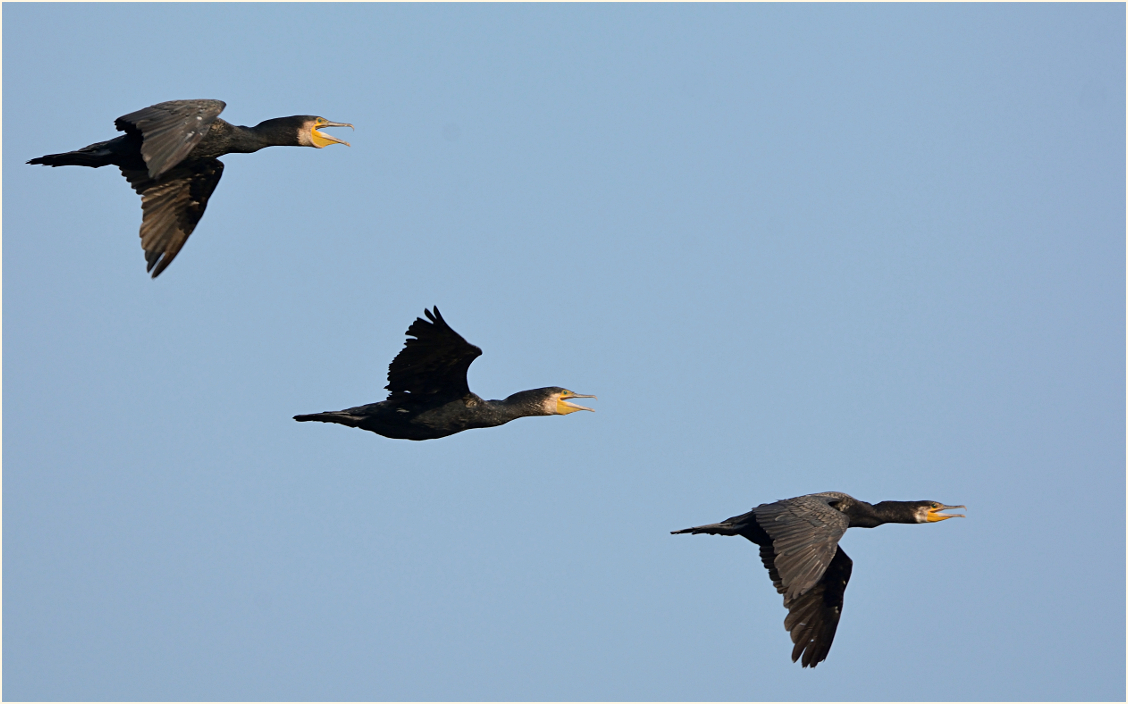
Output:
[673, 492, 964, 667]
[28, 99, 352, 277]
[294, 307, 596, 440]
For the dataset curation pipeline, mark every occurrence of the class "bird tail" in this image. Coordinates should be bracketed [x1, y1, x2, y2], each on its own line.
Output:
[671, 509, 757, 536]
[27, 139, 119, 169]
[293, 411, 363, 427]
[670, 522, 742, 536]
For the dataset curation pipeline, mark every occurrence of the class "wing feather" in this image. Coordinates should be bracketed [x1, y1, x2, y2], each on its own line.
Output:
[783, 547, 852, 667]
[753, 494, 849, 602]
[676, 494, 855, 668]
[119, 158, 225, 277]
[115, 100, 226, 179]
[386, 307, 483, 400]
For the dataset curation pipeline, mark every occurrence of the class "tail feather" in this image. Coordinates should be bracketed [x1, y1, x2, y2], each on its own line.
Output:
[293, 411, 363, 427]
[671, 522, 741, 536]
[28, 139, 120, 169]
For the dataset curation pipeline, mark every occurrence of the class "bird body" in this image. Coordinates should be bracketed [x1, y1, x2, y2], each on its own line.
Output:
[28, 99, 352, 277]
[294, 308, 596, 440]
[295, 390, 573, 440]
[673, 492, 963, 667]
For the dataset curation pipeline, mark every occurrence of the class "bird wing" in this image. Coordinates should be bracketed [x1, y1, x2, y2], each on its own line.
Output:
[753, 495, 849, 603]
[766, 545, 853, 668]
[119, 158, 225, 278]
[672, 501, 851, 668]
[386, 307, 483, 400]
[115, 100, 226, 179]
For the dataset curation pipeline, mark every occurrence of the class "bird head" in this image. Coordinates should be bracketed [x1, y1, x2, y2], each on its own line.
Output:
[549, 388, 597, 415]
[505, 387, 596, 415]
[915, 501, 966, 523]
[296, 116, 354, 148]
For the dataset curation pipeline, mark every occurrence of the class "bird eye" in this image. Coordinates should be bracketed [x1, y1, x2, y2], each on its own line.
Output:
[930, 503, 939, 509]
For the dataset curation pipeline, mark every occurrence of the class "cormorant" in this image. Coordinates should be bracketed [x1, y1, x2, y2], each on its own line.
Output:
[27, 99, 352, 277]
[294, 307, 596, 440]
[673, 492, 964, 667]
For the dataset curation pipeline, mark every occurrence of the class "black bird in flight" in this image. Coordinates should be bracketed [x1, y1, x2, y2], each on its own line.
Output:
[295, 307, 596, 440]
[673, 492, 964, 667]
[28, 99, 352, 277]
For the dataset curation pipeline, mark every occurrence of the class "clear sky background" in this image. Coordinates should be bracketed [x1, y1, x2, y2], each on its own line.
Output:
[3, 4, 1124, 701]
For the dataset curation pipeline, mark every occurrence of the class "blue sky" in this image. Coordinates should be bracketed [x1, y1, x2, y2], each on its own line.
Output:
[4, 3, 1124, 701]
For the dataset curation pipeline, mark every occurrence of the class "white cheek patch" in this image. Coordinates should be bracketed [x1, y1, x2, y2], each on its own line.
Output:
[544, 396, 561, 415]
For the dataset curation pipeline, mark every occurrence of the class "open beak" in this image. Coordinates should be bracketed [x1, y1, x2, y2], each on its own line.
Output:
[558, 392, 597, 413]
[926, 504, 966, 522]
[312, 120, 354, 148]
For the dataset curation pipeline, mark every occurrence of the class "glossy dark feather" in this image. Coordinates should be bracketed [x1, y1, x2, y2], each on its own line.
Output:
[782, 547, 852, 667]
[386, 307, 482, 401]
[753, 494, 849, 602]
[672, 499, 850, 667]
[115, 99, 226, 179]
[120, 158, 224, 276]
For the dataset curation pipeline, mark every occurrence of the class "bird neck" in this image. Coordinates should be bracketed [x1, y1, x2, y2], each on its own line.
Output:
[483, 391, 555, 422]
[223, 118, 303, 154]
[846, 500, 923, 528]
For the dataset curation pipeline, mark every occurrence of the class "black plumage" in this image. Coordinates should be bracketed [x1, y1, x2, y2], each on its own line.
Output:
[673, 492, 964, 667]
[28, 99, 352, 277]
[294, 307, 596, 440]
